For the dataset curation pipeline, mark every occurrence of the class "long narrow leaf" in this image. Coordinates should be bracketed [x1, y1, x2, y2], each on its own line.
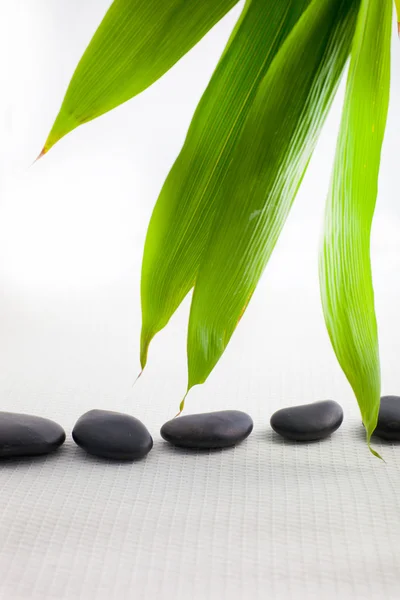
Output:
[186, 0, 359, 391]
[41, 0, 239, 154]
[319, 0, 392, 453]
[141, 0, 311, 368]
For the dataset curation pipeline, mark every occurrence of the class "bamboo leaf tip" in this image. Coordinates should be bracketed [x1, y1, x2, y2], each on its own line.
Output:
[31, 146, 47, 166]
[140, 329, 152, 371]
[140, 347, 149, 372]
[174, 393, 188, 418]
[41, 109, 80, 157]
[367, 431, 384, 461]
[368, 444, 384, 461]
[132, 370, 143, 388]
[37, 146, 47, 160]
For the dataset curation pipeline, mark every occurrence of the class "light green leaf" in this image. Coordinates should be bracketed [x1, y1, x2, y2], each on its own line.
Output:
[41, 0, 239, 154]
[141, 0, 311, 368]
[319, 0, 392, 452]
[186, 0, 360, 391]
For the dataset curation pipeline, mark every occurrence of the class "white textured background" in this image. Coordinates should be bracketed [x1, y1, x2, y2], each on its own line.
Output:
[1, 2, 400, 599]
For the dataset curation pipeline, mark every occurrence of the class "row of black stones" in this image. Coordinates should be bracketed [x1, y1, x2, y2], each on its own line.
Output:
[0, 396, 399, 460]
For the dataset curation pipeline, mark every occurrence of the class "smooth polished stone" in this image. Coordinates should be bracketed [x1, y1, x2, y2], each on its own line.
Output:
[72, 409, 153, 460]
[270, 400, 343, 442]
[0, 412, 65, 458]
[373, 396, 400, 441]
[161, 410, 253, 449]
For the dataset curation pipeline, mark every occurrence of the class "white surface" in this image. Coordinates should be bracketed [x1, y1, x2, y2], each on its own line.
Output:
[1, 2, 400, 599]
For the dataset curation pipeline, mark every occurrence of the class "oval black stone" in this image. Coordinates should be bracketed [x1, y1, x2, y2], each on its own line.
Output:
[72, 409, 153, 460]
[0, 412, 65, 458]
[373, 396, 400, 441]
[270, 400, 343, 442]
[160, 410, 253, 449]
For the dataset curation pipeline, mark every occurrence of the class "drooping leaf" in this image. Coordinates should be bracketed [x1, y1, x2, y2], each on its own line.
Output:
[41, 0, 239, 154]
[141, 0, 311, 368]
[319, 0, 392, 454]
[186, 0, 360, 391]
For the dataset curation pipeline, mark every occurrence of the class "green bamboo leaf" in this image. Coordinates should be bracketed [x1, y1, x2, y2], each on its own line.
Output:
[141, 0, 311, 368]
[319, 0, 392, 454]
[41, 0, 239, 155]
[186, 0, 359, 391]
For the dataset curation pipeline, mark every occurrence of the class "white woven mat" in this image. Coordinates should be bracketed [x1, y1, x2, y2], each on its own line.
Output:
[0, 279, 399, 600]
